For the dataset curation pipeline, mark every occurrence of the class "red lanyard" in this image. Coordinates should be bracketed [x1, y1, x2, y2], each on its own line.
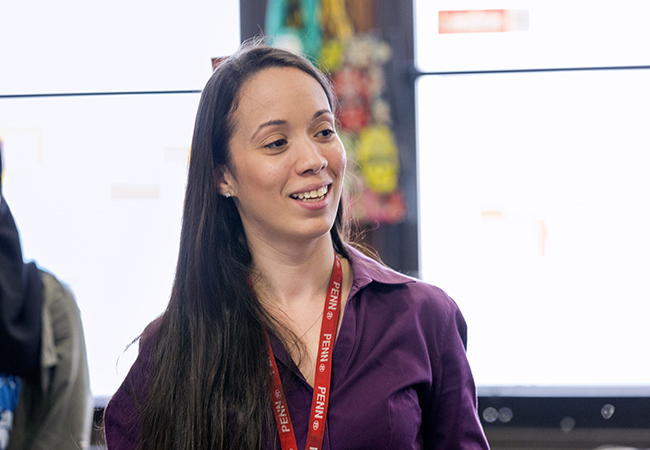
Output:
[266, 254, 343, 450]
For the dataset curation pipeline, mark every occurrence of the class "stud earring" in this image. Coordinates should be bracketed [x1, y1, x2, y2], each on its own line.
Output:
[224, 192, 231, 198]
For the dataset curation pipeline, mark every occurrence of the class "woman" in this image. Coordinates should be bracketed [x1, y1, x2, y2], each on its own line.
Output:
[104, 41, 490, 450]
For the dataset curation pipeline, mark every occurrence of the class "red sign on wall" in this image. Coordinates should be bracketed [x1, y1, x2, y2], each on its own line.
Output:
[439, 9, 529, 34]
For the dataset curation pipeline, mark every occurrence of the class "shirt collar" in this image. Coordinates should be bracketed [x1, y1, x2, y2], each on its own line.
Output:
[269, 245, 416, 372]
[346, 245, 416, 298]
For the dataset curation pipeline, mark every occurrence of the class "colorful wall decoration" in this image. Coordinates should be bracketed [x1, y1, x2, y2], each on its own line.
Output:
[265, 0, 407, 224]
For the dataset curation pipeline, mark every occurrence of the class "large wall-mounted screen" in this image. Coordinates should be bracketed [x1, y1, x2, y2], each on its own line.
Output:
[414, 2, 650, 406]
[417, 69, 650, 397]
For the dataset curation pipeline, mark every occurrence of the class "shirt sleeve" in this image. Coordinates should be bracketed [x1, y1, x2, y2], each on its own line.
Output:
[421, 298, 490, 450]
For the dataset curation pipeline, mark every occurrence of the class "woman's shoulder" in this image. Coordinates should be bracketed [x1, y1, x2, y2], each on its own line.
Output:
[104, 315, 164, 448]
[347, 244, 459, 313]
[107, 315, 164, 407]
[139, 314, 164, 352]
[346, 245, 467, 343]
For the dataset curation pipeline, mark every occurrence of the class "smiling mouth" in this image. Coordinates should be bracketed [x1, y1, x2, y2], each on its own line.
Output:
[290, 185, 329, 202]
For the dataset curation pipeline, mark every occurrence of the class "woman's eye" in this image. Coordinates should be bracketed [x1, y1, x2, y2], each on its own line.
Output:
[265, 138, 287, 149]
[317, 128, 335, 138]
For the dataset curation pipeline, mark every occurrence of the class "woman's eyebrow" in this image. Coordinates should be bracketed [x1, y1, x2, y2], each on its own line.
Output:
[251, 119, 287, 141]
[251, 110, 332, 141]
[312, 109, 332, 121]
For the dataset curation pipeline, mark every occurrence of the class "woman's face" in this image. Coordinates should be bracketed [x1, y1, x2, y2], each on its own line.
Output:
[220, 66, 346, 247]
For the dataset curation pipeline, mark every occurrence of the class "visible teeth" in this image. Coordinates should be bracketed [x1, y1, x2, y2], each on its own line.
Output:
[292, 185, 328, 201]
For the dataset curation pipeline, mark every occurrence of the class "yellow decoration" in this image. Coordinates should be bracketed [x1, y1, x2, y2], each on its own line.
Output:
[321, 0, 353, 41]
[319, 39, 345, 73]
[356, 125, 400, 194]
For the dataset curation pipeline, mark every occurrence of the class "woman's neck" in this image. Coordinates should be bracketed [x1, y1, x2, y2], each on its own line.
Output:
[248, 234, 337, 311]
[248, 233, 353, 386]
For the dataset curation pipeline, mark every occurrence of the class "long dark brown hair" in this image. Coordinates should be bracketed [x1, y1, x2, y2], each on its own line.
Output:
[133, 40, 350, 449]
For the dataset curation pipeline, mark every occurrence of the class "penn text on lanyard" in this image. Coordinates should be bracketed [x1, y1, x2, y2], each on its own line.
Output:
[266, 254, 343, 450]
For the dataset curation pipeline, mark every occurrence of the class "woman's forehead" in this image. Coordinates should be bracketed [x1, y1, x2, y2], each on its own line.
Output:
[248, 66, 327, 97]
[234, 67, 332, 122]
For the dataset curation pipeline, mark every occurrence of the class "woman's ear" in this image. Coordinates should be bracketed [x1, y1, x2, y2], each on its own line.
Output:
[213, 165, 236, 198]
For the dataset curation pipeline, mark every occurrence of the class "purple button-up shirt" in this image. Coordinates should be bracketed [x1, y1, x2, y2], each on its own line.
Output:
[104, 246, 490, 449]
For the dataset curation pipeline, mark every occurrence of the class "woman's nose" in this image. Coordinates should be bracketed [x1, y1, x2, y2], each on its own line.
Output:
[297, 142, 328, 174]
